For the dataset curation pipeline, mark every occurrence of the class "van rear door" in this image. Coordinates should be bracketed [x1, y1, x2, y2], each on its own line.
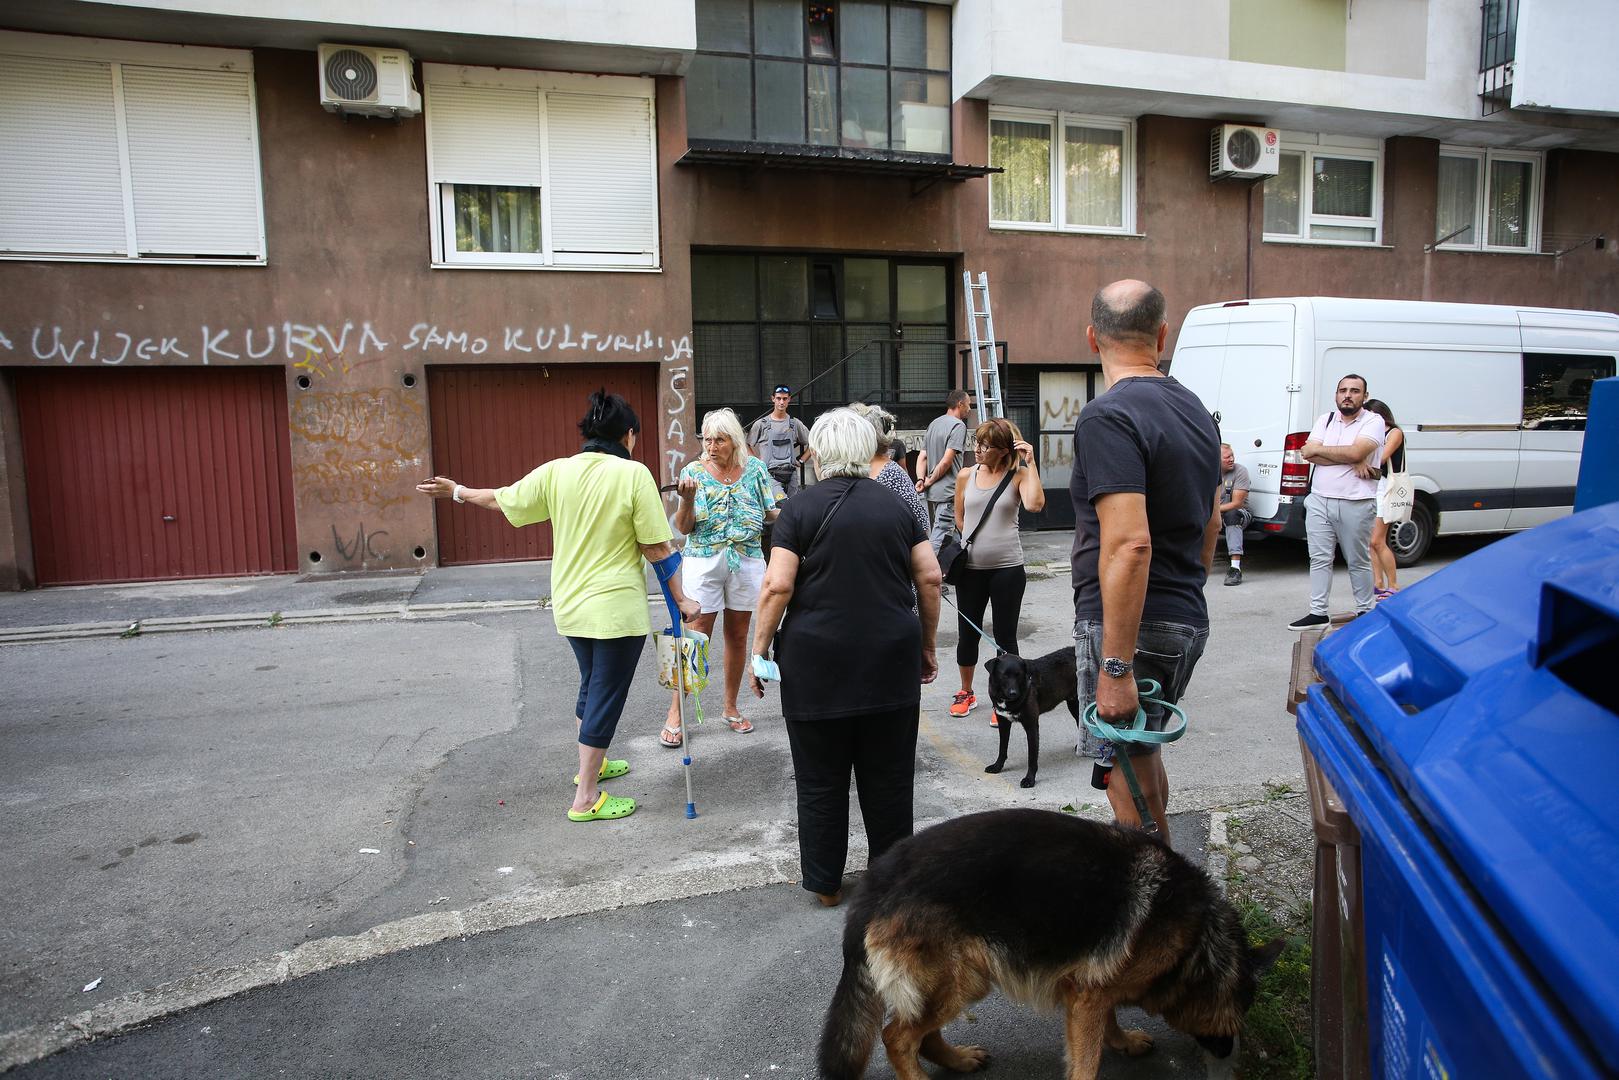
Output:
[1208, 303, 1296, 521]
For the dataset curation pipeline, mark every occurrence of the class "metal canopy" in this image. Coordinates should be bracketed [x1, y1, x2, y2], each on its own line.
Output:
[677, 143, 1001, 183]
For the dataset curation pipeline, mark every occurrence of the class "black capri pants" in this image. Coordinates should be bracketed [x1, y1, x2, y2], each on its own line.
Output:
[955, 563, 1026, 667]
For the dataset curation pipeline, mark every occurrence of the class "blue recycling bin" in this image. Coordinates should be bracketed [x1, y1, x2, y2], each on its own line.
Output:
[1297, 502, 1619, 1080]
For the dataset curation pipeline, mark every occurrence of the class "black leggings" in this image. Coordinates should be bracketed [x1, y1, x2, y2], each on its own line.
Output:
[955, 564, 1026, 668]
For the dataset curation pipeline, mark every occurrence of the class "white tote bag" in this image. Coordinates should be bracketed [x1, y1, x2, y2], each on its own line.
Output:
[1381, 469, 1415, 524]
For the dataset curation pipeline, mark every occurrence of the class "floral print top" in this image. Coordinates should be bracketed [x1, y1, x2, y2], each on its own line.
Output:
[683, 455, 779, 569]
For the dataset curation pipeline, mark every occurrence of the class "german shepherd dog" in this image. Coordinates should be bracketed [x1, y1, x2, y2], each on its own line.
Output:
[983, 648, 1079, 788]
[819, 809, 1283, 1080]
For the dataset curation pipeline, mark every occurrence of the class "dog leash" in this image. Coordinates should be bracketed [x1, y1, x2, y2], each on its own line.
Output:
[940, 590, 1006, 657]
[1081, 679, 1188, 837]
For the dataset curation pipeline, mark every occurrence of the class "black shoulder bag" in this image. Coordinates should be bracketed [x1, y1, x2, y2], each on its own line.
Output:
[770, 479, 859, 663]
[936, 466, 1015, 586]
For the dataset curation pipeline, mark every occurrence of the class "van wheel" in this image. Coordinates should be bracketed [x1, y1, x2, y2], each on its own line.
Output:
[1390, 501, 1434, 568]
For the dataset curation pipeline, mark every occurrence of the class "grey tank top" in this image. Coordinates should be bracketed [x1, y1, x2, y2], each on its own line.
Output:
[962, 466, 1023, 569]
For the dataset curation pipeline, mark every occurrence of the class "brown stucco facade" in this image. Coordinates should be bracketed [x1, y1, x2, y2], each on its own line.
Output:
[3, 40, 1618, 588]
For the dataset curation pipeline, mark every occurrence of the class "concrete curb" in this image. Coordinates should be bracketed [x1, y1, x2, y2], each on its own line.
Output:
[0, 844, 828, 1073]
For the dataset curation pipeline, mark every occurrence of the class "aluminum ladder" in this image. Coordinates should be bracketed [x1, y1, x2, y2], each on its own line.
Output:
[962, 270, 1004, 420]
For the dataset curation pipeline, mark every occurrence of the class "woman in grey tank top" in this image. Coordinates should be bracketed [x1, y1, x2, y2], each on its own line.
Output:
[946, 418, 1047, 721]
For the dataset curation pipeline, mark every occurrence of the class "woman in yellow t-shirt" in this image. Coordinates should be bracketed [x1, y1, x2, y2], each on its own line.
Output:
[419, 390, 700, 823]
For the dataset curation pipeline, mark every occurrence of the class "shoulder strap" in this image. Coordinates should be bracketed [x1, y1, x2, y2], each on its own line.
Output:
[800, 481, 858, 565]
[963, 467, 1017, 549]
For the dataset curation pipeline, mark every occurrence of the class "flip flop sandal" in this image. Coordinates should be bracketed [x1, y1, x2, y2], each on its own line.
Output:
[573, 759, 630, 785]
[566, 791, 636, 822]
[660, 724, 683, 747]
[725, 716, 755, 734]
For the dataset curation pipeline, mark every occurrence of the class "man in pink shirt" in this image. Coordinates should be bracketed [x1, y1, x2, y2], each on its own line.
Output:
[1288, 374, 1386, 630]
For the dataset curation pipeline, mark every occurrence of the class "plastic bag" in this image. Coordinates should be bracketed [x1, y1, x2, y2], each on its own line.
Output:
[655, 628, 710, 694]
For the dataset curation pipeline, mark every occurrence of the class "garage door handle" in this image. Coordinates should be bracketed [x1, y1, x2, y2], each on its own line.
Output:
[162, 515, 176, 522]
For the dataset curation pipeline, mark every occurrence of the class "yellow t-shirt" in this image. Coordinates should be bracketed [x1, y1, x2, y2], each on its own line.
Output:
[495, 452, 672, 639]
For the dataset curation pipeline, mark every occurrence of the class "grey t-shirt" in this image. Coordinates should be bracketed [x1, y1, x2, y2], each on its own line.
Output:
[922, 413, 968, 504]
[1221, 463, 1251, 505]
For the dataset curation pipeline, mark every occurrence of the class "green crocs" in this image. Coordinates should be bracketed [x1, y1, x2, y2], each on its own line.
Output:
[573, 759, 630, 785]
[567, 791, 636, 822]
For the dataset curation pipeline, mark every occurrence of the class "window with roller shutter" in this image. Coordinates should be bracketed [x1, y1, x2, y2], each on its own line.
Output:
[0, 31, 265, 264]
[423, 65, 659, 271]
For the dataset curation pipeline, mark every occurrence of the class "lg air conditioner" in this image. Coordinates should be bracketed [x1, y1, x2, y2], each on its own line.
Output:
[318, 44, 421, 118]
[1209, 124, 1280, 179]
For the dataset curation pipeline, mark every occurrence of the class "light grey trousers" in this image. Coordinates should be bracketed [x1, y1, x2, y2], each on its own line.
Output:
[928, 501, 958, 551]
[1305, 492, 1377, 615]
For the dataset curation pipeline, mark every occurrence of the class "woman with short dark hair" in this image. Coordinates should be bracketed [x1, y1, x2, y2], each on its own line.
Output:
[418, 389, 700, 823]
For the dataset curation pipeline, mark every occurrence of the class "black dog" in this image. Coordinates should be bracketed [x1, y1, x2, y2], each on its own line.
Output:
[983, 647, 1078, 788]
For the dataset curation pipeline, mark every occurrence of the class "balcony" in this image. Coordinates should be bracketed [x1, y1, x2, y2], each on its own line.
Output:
[1479, 0, 1517, 116]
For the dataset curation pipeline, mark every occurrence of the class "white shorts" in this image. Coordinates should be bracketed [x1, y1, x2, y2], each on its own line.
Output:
[685, 551, 765, 614]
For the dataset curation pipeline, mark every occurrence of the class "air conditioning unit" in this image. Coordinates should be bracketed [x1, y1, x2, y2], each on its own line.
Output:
[318, 44, 421, 118]
[1210, 124, 1280, 179]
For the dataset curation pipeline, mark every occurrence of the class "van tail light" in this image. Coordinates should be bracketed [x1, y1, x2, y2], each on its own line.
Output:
[1280, 431, 1311, 495]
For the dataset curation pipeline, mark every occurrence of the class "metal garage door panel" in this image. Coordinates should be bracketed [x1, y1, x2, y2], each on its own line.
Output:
[428, 364, 662, 565]
[15, 367, 298, 585]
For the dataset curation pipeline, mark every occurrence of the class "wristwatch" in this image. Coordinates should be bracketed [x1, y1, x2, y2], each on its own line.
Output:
[1100, 656, 1133, 679]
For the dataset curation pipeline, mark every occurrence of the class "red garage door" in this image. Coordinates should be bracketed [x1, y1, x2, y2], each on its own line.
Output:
[428, 364, 662, 564]
[15, 367, 298, 585]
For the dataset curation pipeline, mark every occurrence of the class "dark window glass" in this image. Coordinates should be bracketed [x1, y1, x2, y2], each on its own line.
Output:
[890, 3, 947, 69]
[807, 65, 838, 145]
[754, 0, 804, 57]
[841, 66, 888, 149]
[761, 324, 813, 393]
[811, 263, 840, 319]
[698, 0, 752, 51]
[840, 1, 887, 64]
[1522, 353, 1616, 430]
[843, 258, 889, 320]
[754, 60, 805, 143]
[692, 253, 757, 320]
[760, 255, 809, 320]
[694, 324, 762, 403]
[896, 263, 946, 322]
[687, 54, 753, 140]
[807, 3, 836, 59]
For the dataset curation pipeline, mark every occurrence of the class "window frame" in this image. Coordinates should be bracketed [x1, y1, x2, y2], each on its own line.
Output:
[423, 65, 660, 272]
[1262, 137, 1383, 247]
[987, 106, 1136, 236]
[1435, 145, 1543, 254]
[0, 30, 266, 266]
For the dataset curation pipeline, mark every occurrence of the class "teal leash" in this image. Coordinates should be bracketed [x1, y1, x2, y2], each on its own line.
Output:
[1081, 679, 1188, 837]
[941, 590, 1006, 656]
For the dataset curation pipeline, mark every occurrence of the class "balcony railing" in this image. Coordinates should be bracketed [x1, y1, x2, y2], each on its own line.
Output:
[1479, 0, 1517, 115]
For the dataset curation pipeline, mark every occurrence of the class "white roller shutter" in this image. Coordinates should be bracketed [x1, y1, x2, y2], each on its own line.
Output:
[121, 66, 262, 257]
[0, 54, 128, 255]
[546, 93, 656, 256]
[427, 83, 543, 187]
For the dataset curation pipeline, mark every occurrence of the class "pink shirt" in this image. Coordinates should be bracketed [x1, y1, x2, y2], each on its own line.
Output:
[1308, 409, 1386, 500]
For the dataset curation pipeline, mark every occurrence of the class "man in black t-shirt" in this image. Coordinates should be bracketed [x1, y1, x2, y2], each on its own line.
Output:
[1070, 280, 1221, 843]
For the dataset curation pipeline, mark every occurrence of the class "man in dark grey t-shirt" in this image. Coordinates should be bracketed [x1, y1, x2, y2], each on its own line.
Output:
[1070, 280, 1221, 845]
[915, 389, 972, 549]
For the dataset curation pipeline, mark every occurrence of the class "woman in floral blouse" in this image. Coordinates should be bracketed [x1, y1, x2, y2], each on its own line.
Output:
[664, 408, 780, 742]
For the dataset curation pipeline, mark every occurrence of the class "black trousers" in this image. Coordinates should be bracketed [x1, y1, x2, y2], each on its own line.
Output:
[785, 706, 919, 896]
[955, 564, 1026, 668]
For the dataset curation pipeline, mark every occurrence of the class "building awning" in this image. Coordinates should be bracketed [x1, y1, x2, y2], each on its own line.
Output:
[678, 142, 1000, 184]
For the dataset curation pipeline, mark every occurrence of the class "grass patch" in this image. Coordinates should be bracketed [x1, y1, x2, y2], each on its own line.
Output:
[1233, 891, 1313, 1079]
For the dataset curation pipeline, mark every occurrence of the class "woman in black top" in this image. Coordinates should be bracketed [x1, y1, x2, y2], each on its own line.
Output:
[1364, 398, 1406, 597]
[749, 408, 942, 906]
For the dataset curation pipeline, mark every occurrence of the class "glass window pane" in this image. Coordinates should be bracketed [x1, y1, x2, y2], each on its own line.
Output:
[1312, 156, 1375, 219]
[808, 322, 846, 401]
[897, 324, 949, 399]
[897, 264, 946, 322]
[692, 253, 757, 320]
[453, 185, 542, 253]
[840, 1, 887, 64]
[687, 54, 752, 140]
[1263, 151, 1302, 234]
[1063, 124, 1124, 229]
[1522, 352, 1615, 429]
[924, 5, 950, 70]
[1308, 224, 1377, 242]
[807, 64, 838, 145]
[760, 255, 808, 319]
[754, 60, 805, 143]
[694, 323, 761, 407]
[843, 258, 890, 320]
[844, 323, 891, 402]
[1488, 158, 1533, 248]
[697, 0, 751, 52]
[989, 118, 1052, 224]
[841, 66, 888, 148]
[754, 0, 803, 57]
[807, 3, 836, 58]
[890, 4, 929, 68]
[812, 263, 840, 319]
[760, 324, 812, 394]
[891, 72, 950, 155]
[1436, 154, 1479, 245]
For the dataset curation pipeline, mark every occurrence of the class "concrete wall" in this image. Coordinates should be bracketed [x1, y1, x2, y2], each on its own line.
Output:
[0, 48, 699, 585]
[1513, 0, 1619, 115]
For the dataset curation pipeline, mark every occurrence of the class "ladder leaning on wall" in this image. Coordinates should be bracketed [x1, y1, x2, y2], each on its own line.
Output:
[962, 270, 1005, 421]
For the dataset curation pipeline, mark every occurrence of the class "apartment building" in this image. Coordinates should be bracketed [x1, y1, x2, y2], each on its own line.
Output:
[1, 0, 1615, 585]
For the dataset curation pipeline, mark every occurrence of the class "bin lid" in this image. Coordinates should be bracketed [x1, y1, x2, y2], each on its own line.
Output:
[1314, 503, 1619, 1067]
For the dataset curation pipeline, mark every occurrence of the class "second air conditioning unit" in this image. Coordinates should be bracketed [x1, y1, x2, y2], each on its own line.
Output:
[1210, 124, 1280, 179]
[318, 44, 421, 118]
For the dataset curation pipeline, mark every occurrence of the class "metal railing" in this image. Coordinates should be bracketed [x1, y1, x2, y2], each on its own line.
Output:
[1479, 0, 1517, 115]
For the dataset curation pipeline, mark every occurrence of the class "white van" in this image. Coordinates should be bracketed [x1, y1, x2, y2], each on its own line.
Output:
[1170, 297, 1618, 564]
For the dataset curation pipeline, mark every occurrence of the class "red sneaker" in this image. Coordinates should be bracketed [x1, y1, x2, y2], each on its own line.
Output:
[949, 691, 977, 718]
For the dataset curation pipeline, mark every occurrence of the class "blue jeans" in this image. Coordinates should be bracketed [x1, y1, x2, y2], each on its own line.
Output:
[567, 635, 647, 749]
[1074, 617, 1208, 762]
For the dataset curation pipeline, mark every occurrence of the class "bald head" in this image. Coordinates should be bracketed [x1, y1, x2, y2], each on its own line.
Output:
[1090, 279, 1167, 346]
